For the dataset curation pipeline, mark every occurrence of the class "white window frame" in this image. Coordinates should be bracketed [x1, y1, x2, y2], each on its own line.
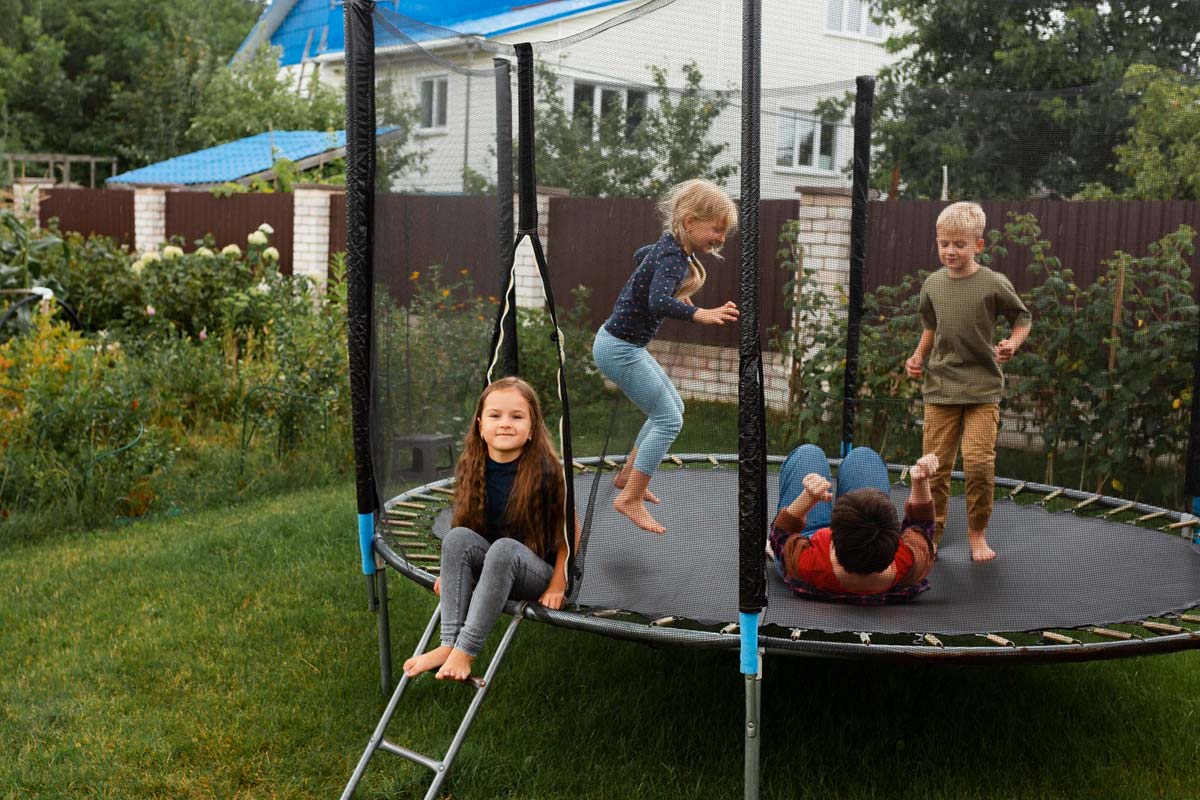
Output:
[774, 109, 839, 174]
[571, 80, 649, 141]
[826, 0, 886, 42]
[416, 75, 449, 132]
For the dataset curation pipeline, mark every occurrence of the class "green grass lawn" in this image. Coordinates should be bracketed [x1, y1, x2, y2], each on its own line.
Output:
[2, 480, 1199, 799]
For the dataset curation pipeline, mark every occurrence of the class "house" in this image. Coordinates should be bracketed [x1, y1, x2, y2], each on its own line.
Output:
[236, 1, 904, 198]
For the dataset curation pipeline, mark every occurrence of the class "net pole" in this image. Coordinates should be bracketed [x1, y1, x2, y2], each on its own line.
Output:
[737, 0, 765, 797]
[344, 0, 387, 693]
[841, 75, 874, 456]
[490, 57, 518, 378]
[1186, 283, 1200, 542]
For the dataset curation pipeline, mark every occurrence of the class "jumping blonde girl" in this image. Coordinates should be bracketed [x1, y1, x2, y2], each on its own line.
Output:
[403, 377, 569, 682]
[592, 178, 739, 534]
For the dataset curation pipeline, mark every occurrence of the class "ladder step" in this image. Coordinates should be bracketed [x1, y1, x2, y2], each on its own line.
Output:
[378, 739, 442, 772]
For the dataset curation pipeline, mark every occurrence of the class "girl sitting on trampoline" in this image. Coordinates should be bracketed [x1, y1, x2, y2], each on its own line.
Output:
[403, 377, 572, 681]
[769, 445, 938, 603]
[593, 178, 740, 534]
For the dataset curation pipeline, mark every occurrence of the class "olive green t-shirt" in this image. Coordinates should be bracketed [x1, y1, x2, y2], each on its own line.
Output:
[918, 266, 1031, 404]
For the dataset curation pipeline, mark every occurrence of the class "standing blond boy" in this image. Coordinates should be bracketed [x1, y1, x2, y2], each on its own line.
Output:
[904, 202, 1032, 562]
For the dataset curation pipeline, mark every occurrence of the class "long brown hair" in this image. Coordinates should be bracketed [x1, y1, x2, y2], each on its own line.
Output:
[452, 377, 565, 559]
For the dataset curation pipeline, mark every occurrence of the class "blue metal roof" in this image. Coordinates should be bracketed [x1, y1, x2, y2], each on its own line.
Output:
[236, 0, 632, 66]
[107, 130, 348, 186]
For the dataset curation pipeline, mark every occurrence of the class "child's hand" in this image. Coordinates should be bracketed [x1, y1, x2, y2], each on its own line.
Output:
[904, 353, 923, 378]
[910, 453, 939, 482]
[994, 339, 1016, 363]
[539, 583, 565, 610]
[433, 577, 441, 596]
[801, 473, 833, 504]
[695, 301, 739, 325]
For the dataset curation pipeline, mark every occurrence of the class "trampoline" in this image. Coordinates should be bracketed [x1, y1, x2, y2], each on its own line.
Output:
[335, 0, 1200, 797]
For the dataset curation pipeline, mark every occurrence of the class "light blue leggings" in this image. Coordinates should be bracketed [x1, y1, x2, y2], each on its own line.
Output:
[592, 326, 684, 475]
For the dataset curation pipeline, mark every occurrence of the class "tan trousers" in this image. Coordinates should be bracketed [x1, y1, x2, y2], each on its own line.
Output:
[922, 402, 1000, 546]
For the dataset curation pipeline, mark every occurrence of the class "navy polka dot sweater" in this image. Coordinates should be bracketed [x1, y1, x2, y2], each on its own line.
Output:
[601, 232, 698, 347]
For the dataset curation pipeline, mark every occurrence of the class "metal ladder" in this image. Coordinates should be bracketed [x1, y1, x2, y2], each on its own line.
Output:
[339, 601, 526, 800]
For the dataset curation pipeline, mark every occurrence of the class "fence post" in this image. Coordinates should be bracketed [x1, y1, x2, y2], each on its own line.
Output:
[292, 184, 337, 293]
[133, 188, 167, 254]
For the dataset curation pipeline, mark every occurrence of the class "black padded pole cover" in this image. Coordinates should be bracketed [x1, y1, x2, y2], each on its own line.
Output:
[490, 58, 518, 379]
[344, 0, 378, 515]
[737, 0, 767, 615]
[515, 44, 537, 233]
[1186, 297, 1200, 498]
[842, 75, 874, 452]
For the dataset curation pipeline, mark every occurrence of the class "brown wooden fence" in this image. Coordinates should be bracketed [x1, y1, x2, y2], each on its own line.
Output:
[547, 197, 800, 347]
[166, 193, 295, 275]
[39, 187, 134, 247]
[373, 194, 502, 303]
[865, 199, 1200, 295]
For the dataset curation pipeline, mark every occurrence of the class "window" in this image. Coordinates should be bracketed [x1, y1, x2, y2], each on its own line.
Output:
[419, 77, 448, 129]
[826, 0, 884, 40]
[572, 81, 649, 141]
[776, 110, 837, 171]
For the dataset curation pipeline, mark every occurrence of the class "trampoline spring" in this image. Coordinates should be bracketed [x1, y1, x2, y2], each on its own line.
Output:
[720, 623, 739, 635]
[385, 509, 418, 519]
[1135, 509, 1166, 523]
[407, 554, 439, 562]
[1041, 631, 1080, 645]
[572, 460, 588, 471]
[410, 494, 441, 504]
[388, 529, 420, 538]
[899, 466, 910, 484]
[1087, 627, 1135, 641]
[1180, 614, 1200, 624]
[1007, 481, 1027, 498]
[707, 455, 720, 467]
[384, 519, 415, 528]
[650, 615, 678, 627]
[602, 457, 619, 469]
[400, 541, 429, 551]
[1164, 518, 1197, 531]
[976, 633, 1014, 647]
[1101, 501, 1136, 518]
[590, 609, 621, 618]
[425, 566, 440, 574]
[857, 632, 871, 646]
[1041, 487, 1066, 504]
[396, 501, 426, 510]
[922, 634, 944, 648]
[431, 486, 455, 496]
[670, 455, 684, 467]
[1071, 495, 1101, 511]
[790, 628, 806, 641]
[1142, 620, 1185, 635]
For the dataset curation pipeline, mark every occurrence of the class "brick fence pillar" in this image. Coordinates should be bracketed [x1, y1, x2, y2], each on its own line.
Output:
[513, 186, 568, 309]
[292, 184, 338, 292]
[12, 178, 53, 224]
[133, 188, 167, 254]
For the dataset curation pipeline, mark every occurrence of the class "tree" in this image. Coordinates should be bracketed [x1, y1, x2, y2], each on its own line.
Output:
[873, 0, 1200, 199]
[1098, 65, 1200, 200]
[534, 61, 735, 198]
[185, 45, 344, 151]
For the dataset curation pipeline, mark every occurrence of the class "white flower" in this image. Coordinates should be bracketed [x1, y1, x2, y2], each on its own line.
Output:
[257, 222, 274, 235]
[247, 230, 268, 246]
[263, 246, 280, 261]
[162, 245, 184, 260]
[142, 251, 161, 263]
[131, 259, 145, 276]
[254, 281, 270, 295]
[221, 244, 242, 257]
[195, 246, 214, 257]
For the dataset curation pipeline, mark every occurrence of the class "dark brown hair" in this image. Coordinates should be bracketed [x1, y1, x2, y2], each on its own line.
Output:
[830, 488, 900, 575]
[452, 377, 565, 559]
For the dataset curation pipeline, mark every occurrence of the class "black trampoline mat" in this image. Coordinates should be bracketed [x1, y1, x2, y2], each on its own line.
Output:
[431, 468, 1200, 636]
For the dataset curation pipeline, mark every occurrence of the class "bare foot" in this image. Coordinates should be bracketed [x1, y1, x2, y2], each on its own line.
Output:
[614, 474, 659, 504]
[613, 495, 666, 534]
[968, 531, 996, 562]
[403, 644, 452, 677]
[435, 648, 475, 681]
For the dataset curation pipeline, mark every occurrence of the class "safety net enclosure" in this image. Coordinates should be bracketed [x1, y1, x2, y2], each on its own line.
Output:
[348, 0, 1200, 665]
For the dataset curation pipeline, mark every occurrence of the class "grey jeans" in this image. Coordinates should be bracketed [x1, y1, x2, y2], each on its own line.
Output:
[439, 526, 554, 656]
